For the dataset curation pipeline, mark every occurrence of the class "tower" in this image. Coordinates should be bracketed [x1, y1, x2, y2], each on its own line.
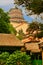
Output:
[8, 8, 28, 34]
[9, 8, 24, 22]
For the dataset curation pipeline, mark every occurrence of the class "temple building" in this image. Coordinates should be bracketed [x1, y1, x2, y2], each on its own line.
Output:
[22, 36, 43, 65]
[0, 33, 43, 65]
[9, 8, 28, 34]
[0, 34, 24, 53]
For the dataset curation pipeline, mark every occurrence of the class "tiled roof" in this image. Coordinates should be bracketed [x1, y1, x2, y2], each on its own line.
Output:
[0, 34, 24, 47]
[25, 43, 41, 53]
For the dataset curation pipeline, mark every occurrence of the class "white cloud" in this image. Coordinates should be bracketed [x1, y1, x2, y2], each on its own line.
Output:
[0, 0, 14, 6]
[30, 15, 37, 19]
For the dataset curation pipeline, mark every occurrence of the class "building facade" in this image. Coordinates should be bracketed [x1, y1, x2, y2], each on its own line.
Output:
[9, 8, 29, 34]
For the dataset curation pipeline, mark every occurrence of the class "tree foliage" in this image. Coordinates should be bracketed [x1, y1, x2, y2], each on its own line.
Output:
[0, 52, 9, 65]
[26, 22, 39, 33]
[39, 23, 43, 30]
[30, 0, 43, 14]
[0, 51, 31, 65]
[0, 8, 17, 35]
[0, 8, 10, 23]
[15, 0, 43, 14]
[17, 29, 25, 40]
[27, 21, 43, 38]
[35, 31, 43, 38]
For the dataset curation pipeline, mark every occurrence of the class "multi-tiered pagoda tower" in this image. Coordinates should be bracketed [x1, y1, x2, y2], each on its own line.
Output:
[9, 8, 28, 34]
[9, 8, 25, 22]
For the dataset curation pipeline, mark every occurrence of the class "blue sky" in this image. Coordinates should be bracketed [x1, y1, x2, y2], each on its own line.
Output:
[23, 15, 33, 22]
[0, 0, 33, 22]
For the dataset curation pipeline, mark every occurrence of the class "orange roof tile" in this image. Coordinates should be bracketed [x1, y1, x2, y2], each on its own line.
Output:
[0, 34, 24, 47]
[25, 43, 40, 53]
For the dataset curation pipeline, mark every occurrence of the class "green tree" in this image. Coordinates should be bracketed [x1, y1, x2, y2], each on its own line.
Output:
[27, 22, 43, 38]
[0, 19, 17, 34]
[0, 8, 10, 23]
[0, 8, 17, 35]
[35, 23, 43, 38]
[0, 52, 9, 65]
[8, 24, 17, 35]
[39, 23, 43, 30]
[6, 51, 31, 65]
[35, 31, 43, 38]
[0, 51, 31, 65]
[30, 0, 43, 14]
[17, 29, 25, 40]
[0, 19, 10, 33]
[26, 22, 39, 34]
[18, 29, 24, 35]
[15, 0, 43, 14]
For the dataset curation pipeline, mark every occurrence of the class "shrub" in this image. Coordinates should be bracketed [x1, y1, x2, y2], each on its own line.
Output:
[0, 51, 31, 65]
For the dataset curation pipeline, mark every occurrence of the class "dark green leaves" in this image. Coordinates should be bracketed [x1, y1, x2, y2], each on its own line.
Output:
[15, 0, 43, 14]
[0, 8, 17, 34]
